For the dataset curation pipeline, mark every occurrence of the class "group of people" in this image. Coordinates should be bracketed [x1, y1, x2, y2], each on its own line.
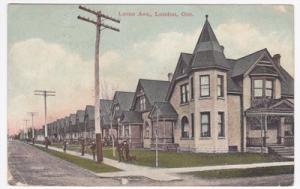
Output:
[60, 139, 135, 162]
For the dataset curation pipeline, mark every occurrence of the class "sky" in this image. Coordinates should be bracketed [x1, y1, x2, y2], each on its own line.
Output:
[7, 4, 294, 135]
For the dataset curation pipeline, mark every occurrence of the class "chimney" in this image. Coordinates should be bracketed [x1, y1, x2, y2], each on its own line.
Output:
[168, 72, 173, 82]
[273, 54, 281, 66]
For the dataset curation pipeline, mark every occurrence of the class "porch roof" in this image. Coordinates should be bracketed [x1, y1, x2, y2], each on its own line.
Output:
[149, 101, 178, 120]
[245, 99, 294, 116]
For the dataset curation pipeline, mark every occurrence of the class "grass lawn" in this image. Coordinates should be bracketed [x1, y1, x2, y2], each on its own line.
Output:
[33, 145, 120, 173]
[183, 165, 294, 178]
[103, 147, 289, 168]
[49, 143, 290, 168]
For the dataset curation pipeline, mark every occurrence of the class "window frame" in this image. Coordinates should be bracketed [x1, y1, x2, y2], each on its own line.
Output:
[200, 112, 211, 137]
[218, 112, 225, 137]
[217, 75, 224, 97]
[190, 77, 194, 100]
[180, 83, 189, 104]
[252, 78, 274, 99]
[181, 116, 189, 138]
[200, 75, 210, 97]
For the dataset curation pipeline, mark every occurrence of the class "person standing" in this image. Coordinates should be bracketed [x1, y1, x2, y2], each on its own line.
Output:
[90, 142, 96, 160]
[63, 140, 67, 153]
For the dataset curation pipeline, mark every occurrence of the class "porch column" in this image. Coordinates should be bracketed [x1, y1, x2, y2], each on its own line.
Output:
[264, 115, 267, 147]
[164, 119, 166, 143]
[280, 117, 285, 144]
[129, 124, 132, 145]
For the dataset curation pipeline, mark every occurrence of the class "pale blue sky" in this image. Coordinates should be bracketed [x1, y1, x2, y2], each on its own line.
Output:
[7, 4, 294, 134]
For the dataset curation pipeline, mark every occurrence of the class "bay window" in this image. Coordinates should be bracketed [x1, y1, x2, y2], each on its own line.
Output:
[200, 75, 210, 97]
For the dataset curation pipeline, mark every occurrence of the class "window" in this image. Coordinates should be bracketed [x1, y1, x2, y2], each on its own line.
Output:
[218, 112, 225, 137]
[254, 79, 263, 97]
[139, 96, 146, 111]
[191, 113, 194, 138]
[265, 80, 273, 97]
[190, 77, 194, 100]
[181, 116, 189, 138]
[217, 75, 224, 97]
[200, 75, 210, 97]
[125, 126, 129, 137]
[200, 112, 210, 137]
[253, 79, 274, 98]
[180, 83, 189, 104]
[145, 121, 150, 138]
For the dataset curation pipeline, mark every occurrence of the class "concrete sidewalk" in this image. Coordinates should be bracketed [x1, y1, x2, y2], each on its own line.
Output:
[35, 143, 294, 181]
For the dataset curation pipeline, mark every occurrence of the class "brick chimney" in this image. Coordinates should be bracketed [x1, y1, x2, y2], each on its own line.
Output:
[168, 73, 173, 82]
[273, 54, 281, 66]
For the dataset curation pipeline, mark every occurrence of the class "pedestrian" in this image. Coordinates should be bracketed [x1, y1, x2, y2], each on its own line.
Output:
[63, 140, 67, 153]
[90, 142, 96, 160]
[117, 142, 124, 162]
[123, 140, 130, 162]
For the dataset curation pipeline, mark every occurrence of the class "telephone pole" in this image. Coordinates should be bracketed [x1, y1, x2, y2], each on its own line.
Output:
[78, 5, 120, 163]
[34, 90, 55, 148]
[28, 112, 38, 144]
[23, 119, 29, 140]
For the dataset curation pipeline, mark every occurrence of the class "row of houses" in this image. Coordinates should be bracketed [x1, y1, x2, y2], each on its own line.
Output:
[35, 15, 294, 153]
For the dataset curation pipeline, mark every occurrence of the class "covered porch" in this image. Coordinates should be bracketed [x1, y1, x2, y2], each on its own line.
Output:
[245, 99, 294, 151]
[149, 102, 179, 151]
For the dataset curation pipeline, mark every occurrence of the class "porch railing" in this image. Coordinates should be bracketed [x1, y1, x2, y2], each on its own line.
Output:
[246, 137, 266, 147]
[284, 136, 294, 146]
[151, 137, 174, 144]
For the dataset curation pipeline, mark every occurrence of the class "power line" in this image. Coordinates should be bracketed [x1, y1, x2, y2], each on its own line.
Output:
[78, 5, 120, 163]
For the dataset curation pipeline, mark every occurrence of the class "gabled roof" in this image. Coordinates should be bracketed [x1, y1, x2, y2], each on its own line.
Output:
[69, 114, 76, 125]
[112, 91, 135, 111]
[231, 49, 267, 77]
[139, 79, 170, 106]
[100, 99, 112, 116]
[279, 66, 294, 96]
[85, 105, 95, 121]
[120, 111, 143, 124]
[76, 110, 85, 123]
[149, 101, 178, 120]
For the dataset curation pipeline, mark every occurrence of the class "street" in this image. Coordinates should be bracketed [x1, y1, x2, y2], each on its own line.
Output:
[8, 141, 294, 186]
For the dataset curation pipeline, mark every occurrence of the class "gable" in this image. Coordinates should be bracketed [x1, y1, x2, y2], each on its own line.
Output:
[270, 100, 294, 111]
[131, 82, 151, 111]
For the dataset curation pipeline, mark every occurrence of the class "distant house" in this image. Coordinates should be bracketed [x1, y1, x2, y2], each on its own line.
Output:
[100, 99, 114, 141]
[69, 113, 77, 141]
[109, 91, 135, 143]
[76, 110, 85, 139]
[84, 105, 95, 141]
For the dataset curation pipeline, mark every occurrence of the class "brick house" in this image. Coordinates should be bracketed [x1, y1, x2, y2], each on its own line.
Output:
[164, 15, 294, 153]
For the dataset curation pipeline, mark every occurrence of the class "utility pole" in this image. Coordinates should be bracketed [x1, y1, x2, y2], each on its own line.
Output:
[78, 5, 120, 163]
[28, 112, 38, 144]
[24, 119, 29, 141]
[34, 90, 56, 149]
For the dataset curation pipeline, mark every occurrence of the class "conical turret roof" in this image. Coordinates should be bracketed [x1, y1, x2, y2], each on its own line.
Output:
[190, 15, 230, 70]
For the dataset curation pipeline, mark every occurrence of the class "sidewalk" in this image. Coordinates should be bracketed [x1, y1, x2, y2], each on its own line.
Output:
[35, 143, 294, 181]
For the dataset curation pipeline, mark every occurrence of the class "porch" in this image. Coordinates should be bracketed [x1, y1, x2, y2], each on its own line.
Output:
[245, 99, 294, 151]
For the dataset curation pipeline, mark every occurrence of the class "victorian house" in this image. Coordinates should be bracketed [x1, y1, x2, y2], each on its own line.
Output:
[164, 15, 294, 154]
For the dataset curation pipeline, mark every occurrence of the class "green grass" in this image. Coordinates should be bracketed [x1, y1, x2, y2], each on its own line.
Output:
[33, 145, 120, 173]
[183, 165, 294, 178]
[49, 143, 290, 168]
[103, 147, 288, 168]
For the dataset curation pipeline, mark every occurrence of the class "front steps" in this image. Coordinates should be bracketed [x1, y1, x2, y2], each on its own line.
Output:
[268, 145, 294, 158]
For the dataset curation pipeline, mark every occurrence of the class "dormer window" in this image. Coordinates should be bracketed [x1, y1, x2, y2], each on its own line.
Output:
[253, 79, 274, 98]
[114, 105, 120, 111]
